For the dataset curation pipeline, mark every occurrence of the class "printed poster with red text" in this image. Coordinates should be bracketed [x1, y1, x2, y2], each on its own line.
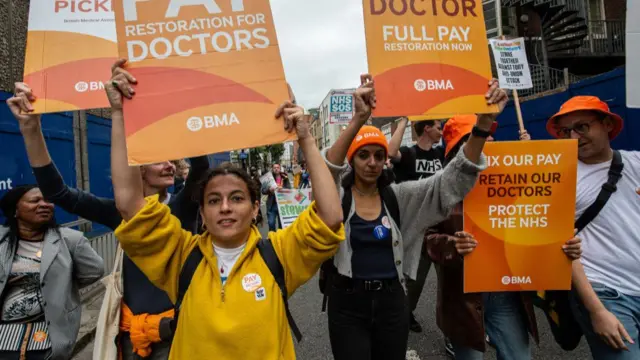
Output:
[113, 0, 292, 165]
[24, 0, 117, 113]
[463, 140, 577, 293]
[362, 0, 498, 118]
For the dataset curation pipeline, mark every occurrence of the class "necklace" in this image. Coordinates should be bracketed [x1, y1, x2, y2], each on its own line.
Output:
[353, 186, 379, 197]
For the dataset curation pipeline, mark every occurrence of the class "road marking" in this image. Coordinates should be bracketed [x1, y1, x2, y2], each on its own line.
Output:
[406, 349, 421, 360]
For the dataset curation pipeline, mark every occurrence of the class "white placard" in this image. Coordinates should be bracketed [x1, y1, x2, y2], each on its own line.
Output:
[275, 189, 313, 229]
[489, 38, 533, 90]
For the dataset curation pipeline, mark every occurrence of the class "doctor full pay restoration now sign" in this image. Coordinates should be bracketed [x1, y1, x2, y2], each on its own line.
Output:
[113, 0, 293, 165]
[362, 0, 498, 118]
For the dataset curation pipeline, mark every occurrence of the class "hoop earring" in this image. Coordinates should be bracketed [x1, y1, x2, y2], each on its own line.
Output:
[252, 217, 257, 225]
[201, 223, 207, 232]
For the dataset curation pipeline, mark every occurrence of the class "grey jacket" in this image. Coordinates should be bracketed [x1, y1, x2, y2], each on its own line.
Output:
[322, 146, 486, 290]
[0, 226, 104, 360]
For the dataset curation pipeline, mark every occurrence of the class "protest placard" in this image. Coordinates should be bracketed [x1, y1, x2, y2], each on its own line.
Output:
[329, 90, 355, 125]
[276, 189, 313, 228]
[362, 0, 497, 118]
[627, 1, 639, 108]
[463, 140, 577, 293]
[112, 0, 293, 165]
[489, 38, 533, 90]
[23, 0, 117, 113]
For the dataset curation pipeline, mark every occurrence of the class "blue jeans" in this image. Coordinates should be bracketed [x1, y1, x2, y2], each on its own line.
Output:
[571, 282, 640, 360]
[452, 292, 531, 360]
[267, 207, 279, 232]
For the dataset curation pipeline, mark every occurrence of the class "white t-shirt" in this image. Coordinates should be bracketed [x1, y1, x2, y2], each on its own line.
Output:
[213, 243, 246, 285]
[575, 150, 640, 296]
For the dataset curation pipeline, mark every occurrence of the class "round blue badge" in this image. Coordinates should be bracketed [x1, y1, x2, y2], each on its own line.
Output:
[374, 225, 389, 240]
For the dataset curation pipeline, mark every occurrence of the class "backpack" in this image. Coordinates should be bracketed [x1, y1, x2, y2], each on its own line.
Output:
[170, 238, 302, 342]
[318, 186, 401, 311]
[533, 150, 623, 351]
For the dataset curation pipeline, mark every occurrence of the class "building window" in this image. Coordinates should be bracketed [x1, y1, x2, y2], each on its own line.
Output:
[483, 0, 498, 37]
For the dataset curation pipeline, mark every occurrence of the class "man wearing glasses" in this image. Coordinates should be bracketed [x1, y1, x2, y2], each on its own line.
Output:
[547, 96, 640, 359]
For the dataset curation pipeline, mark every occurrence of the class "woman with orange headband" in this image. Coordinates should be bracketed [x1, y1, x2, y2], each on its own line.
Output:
[320, 75, 507, 360]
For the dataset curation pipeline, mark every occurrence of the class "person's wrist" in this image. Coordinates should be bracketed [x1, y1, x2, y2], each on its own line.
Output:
[354, 111, 370, 124]
[19, 121, 41, 134]
[476, 114, 494, 131]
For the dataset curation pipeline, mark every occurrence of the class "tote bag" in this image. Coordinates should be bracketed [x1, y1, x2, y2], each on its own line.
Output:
[93, 245, 124, 360]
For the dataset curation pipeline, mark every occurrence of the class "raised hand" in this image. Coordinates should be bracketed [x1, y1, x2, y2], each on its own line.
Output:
[477, 79, 509, 127]
[274, 101, 310, 140]
[353, 74, 376, 123]
[7, 83, 41, 132]
[105, 58, 137, 111]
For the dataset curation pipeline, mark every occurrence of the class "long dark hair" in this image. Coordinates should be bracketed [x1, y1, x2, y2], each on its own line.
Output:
[197, 163, 262, 226]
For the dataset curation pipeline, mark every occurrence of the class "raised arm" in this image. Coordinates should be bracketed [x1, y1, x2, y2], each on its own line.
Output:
[271, 103, 345, 293]
[325, 74, 375, 167]
[462, 79, 507, 164]
[8, 84, 51, 167]
[388, 117, 408, 161]
[106, 59, 146, 221]
[8, 83, 121, 229]
[394, 81, 508, 237]
[275, 103, 342, 230]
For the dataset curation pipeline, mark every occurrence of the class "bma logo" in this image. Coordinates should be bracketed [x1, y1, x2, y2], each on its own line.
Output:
[75, 81, 105, 93]
[186, 113, 240, 132]
[501, 276, 532, 285]
[414, 79, 455, 92]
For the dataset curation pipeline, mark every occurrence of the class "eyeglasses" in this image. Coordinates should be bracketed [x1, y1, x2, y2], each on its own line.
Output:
[554, 119, 598, 138]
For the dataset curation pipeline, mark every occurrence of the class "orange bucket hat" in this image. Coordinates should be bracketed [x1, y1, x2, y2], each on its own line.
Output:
[347, 126, 389, 162]
[546, 96, 623, 140]
[443, 115, 477, 156]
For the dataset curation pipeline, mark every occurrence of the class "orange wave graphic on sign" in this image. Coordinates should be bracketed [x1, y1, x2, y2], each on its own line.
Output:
[24, 57, 114, 113]
[123, 67, 273, 137]
[125, 101, 295, 165]
[24, 30, 116, 113]
[373, 63, 490, 116]
[462, 140, 578, 293]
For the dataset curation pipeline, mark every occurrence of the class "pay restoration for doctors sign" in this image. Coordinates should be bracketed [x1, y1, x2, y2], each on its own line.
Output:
[463, 140, 578, 293]
[112, 0, 293, 165]
[362, 0, 498, 118]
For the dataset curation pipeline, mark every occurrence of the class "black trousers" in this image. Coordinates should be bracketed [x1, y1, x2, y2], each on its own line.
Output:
[328, 276, 410, 360]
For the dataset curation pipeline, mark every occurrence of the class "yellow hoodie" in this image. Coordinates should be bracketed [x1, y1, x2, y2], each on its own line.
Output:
[115, 196, 344, 360]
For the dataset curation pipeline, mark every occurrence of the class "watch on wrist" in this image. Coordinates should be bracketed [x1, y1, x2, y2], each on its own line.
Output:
[472, 125, 493, 138]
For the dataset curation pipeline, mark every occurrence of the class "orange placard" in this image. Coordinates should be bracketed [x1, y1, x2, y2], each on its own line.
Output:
[23, 1, 117, 114]
[463, 140, 578, 293]
[362, 0, 498, 119]
[113, 0, 293, 165]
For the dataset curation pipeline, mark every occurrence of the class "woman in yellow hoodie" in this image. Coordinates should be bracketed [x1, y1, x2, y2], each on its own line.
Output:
[105, 59, 351, 359]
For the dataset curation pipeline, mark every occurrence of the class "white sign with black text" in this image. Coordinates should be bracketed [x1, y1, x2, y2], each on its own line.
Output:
[489, 38, 533, 90]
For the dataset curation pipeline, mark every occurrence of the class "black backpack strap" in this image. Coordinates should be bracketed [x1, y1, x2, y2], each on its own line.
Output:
[170, 245, 204, 333]
[257, 238, 303, 342]
[380, 186, 401, 228]
[575, 150, 624, 233]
